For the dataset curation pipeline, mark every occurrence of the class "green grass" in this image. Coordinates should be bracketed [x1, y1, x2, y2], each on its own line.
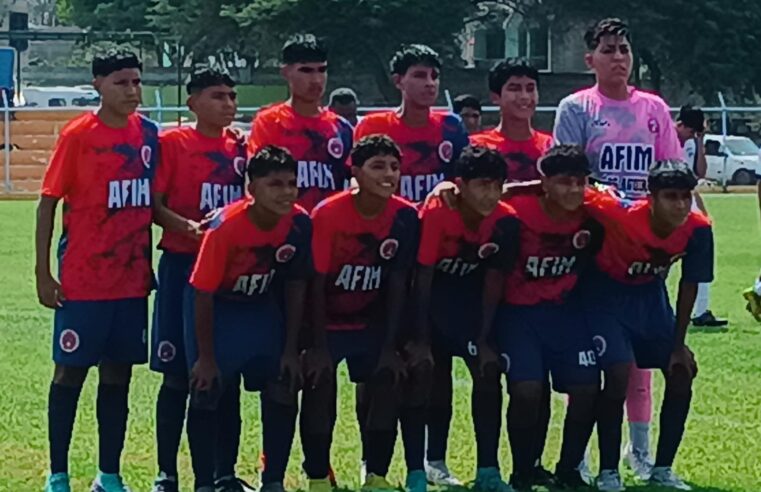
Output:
[0, 195, 759, 492]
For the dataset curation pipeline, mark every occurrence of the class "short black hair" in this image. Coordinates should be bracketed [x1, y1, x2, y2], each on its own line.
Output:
[247, 145, 297, 180]
[677, 105, 705, 133]
[454, 146, 506, 182]
[351, 134, 402, 167]
[282, 33, 327, 65]
[186, 65, 236, 95]
[453, 94, 481, 114]
[648, 160, 698, 192]
[329, 87, 359, 106]
[488, 59, 539, 94]
[584, 18, 631, 51]
[390, 44, 441, 76]
[92, 48, 142, 78]
[539, 145, 590, 177]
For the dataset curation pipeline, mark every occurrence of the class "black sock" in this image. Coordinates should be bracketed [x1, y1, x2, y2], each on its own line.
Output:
[187, 406, 217, 489]
[156, 384, 188, 478]
[215, 384, 241, 480]
[365, 429, 396, 477]
[301, 432, 332, 479]
[596, 393, 625, 471]
[97, 383, 130, 474]
[48, 383, 83, 474]
[261, 392, 298, 484]
[507, 402, 537, 477]
[654, 390, 692, 468]
[426, 355, 453, 463]
[557, 401, 596, 472]
[472, 384, 502, 469]
[532, 384, 551, 467]
[401, 407, 426, 473]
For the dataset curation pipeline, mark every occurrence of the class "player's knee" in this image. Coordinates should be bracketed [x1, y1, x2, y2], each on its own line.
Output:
[508, 381, 543, 424]
[98, 362, 133, 386]
[53, 364, 88, 387]
[472, 366, 503, 395]
[163, 372, 189, 392]
[404, 363, 433, 407]
[364, 376, 400, 431]
[300, 381, 334, 434]
[428, 376, 453, 408]
[566, 384, 599, 420]
[603, 363, 630, 400]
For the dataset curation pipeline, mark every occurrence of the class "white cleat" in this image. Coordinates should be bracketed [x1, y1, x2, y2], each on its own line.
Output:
[624, 445, 654, 481]
[425, 460, 462, 486]
[596, 470, 625, 491]
[578, 448, 594, 485]
[649, 467, 692, 490]
[360, 460, 367, 487]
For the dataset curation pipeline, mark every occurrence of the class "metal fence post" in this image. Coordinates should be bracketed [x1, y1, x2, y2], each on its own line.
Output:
[155, 89, 163, 124]
[717, 92, 728, 193]
[2, 90, 10, 193]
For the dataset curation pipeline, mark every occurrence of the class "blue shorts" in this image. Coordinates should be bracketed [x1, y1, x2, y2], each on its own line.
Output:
[183, 288, 284, 392]
[430, 286, 482, 361]
[150, 252, 195, 376]
[583, 279, 675, 370]
[53, 298, 148, 367]
[326, 329, 383, 383]
[495, 303, 600, 392]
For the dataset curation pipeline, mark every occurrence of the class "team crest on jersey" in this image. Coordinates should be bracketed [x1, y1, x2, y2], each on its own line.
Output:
[438, 140, 454, 163]
[647, 118, 660, 134]
[379, 238, 399, 260]
[233, 157, 246, 177]
[59, 329, 80, 353]
[593, 335, 607, 357]
[327, 137, 345, 159]
[141, 145, 152, 169]
[572, 230, 591, 250]
[276, 244, 297, 263]
[157, 341, 176, 363]
[478, 242, 500, 259]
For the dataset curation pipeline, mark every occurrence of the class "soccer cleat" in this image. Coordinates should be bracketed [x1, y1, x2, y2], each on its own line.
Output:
[624, 445, 653, 481]
[362, 473, 395, 492]
[691, 310, 728, 327]
[360, 460, 367, 487]
[595, 470, 624, 491]
[508, 472, 533, 492]
[649, 467, 692, 490]
[406, 470, 428, 492]
[577, 450, 594, 486]
[532, 465, 556, 487]
[215, 476, 256, 492]
[425, 460, 462, 486]
[45, 473, 72, 492]
[474, 467, 514, 492]
[91, 473, 131, 492]
[308, 478, 333, 492]
[259, 482, 287, 492]
[554, 469, 591, 489]
[196, 488, 215, 492]
[743, 288, 761, 322]
[151, 473, 179, 492]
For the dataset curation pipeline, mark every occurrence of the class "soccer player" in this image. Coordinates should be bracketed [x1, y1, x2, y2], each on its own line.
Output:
[35, 49, 158, 492]
[416, 146, 514, 492]
[452, 94, 482, 134]
[329, 87, 361, 127]
[471, 60, 552, 183]
[150, 66, 249, 492]
[300, 135, 418, 492]
[185, 146, 310, 492]
[582, 160, 712, 490]
[354, 44, 470, 203]
[248, 34, 353, 212]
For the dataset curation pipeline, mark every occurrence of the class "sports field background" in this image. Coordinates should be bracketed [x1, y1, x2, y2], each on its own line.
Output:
[0, 195, 759, 492]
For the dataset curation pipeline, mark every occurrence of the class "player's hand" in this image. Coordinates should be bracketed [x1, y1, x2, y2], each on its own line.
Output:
[375, 347, 407, 386]
[190, 356, 220, 391]
[403, 340, 434, 370]
[36, 272, 64, 309]
[303, 347, 333, 387]
[424, 181, 458, 209]
[185, 219, 205, 240]
[668, 345, 698, 379]
[279, 350, 303, 394]
[476, 341, 499, 378]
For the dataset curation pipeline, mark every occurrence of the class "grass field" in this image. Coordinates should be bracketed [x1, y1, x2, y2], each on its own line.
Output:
[0, 195, 759, 492]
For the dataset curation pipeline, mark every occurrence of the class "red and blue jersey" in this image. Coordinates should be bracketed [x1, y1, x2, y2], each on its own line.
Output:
[312, 191, 419, 331]
[155, 127, 247, 254]
[354, 111, 469, 202]
[497, 194, 602, 305]
[248, 102, 353, 212]
[190, 200, 312, 301]
[469, 129, 552, 183]
[41, 112, 159, 301]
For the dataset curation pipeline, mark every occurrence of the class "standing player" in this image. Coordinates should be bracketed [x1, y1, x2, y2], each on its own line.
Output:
[452, 94, 482, 134]
[583, 161, 712, 490]
[354, 44, 470, 203]
[150, 66, 249, 492]
[35, 49, 158, 492]
[471, 60, 552, 183]
[185, 146, 311, 492]
[300, 135, 419, 492]
[248, 34, 353, 212]
[328, 87, 361, 127]
[416, 146, 514, 492]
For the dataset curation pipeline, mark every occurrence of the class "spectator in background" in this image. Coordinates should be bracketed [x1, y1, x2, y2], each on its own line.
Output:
[328, 87, 360, 126]
[452, 94, 482, 134]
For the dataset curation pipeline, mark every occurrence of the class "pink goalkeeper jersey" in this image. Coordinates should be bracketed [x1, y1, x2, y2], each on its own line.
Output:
[553, 85, 683, 199]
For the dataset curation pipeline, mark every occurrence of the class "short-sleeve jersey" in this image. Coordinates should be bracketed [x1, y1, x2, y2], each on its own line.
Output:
[311, 191, 419, 331]
[470, 129, 552, 182]
[154, 127, 247, 254]
[41, 112, 159, 301]
[190, 200, 312, 301]
[354, 111, 469, 202]
[553, 85, 683, 199]
[247, 102, 353, 212]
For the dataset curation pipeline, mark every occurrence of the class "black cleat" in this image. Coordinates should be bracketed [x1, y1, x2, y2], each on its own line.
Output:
[691, 310, 728, 327]
[554, 469, 591, 489]
[532, 466, 555, 487]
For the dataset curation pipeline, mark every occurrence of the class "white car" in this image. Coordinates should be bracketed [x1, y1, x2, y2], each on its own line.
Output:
[703, 134, 760, 185]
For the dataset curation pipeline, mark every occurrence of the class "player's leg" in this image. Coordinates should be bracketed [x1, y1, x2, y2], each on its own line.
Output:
[187, 378, 225, 492]
[214, 377, 247, 491]
[425, 346, 458, 485]
[400, 349, 433, 492]
[360, 359, 400, 490]
[689, 192, 726, 328]
[531, 382, 553, 485]
[624, 366, 654, 480]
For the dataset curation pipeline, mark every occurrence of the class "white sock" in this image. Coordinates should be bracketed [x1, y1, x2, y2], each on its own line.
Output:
[693, 283, 710, 317]
[629, 421, 650, 455]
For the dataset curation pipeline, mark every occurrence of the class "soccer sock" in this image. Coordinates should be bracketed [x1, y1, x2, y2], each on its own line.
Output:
[96, 383, 130, 475]
[693, 283, 710, 317]
[426, 355, 453, 463]
[187, 406, 217, 489]
[472, 383, 502, 469]
[596, 393, 625, 471]
[556, 396, 596, 473]
[365, 429, 397, 477]
[629, 422, 650, 455]
[506, 400, 537, 477]
[400, 406, 426, 473]
[214, 384, 241, 480]
[261, 392, 298, 484]
[48, 383, 83, 474]
[155, 384, 188, 478]
[626, 367, 653, 424]
[654, 390, 692, 467]
[532, 383, 551, 467]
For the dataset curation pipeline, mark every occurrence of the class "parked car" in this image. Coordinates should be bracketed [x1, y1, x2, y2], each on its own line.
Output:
[703, 134, 760, 185]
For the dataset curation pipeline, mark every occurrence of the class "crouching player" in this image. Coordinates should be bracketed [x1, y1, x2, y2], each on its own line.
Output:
[300, 135, 418, 492]
[584, 161, 712, 491]
[185, 146, 311, 492]
[416, 146, 514, 492]
[481, 145, 603, 490]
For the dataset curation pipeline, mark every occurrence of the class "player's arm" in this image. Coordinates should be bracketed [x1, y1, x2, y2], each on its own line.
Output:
[413, 208, 441, 344]
[153, 192, 206, 239]
[694, 137, 707, 179]
[35, 196, 62, 308]
[552, 97, 587, 146]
